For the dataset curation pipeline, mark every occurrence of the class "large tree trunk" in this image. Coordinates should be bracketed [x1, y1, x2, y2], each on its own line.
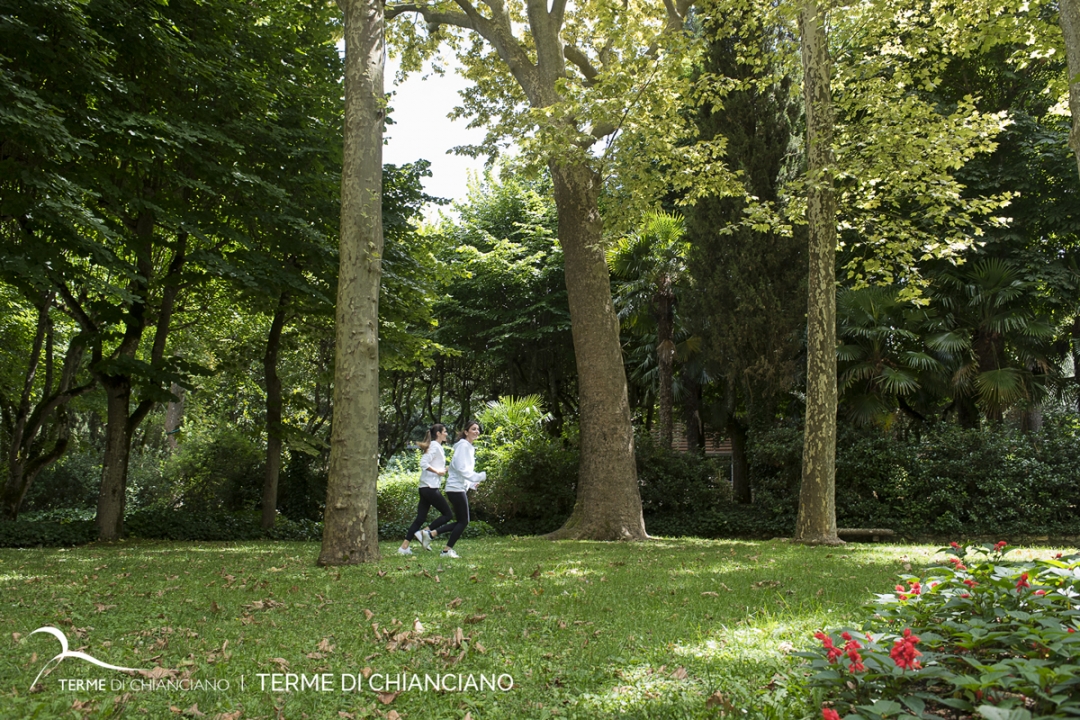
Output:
[318, 0, 383, 565]
[164, 383, 184, 451]
[794, 0, 841, 545]
[545, 162, 647, 541]
[1060, 0, 1080, 179]
[262, 292, 288, 531]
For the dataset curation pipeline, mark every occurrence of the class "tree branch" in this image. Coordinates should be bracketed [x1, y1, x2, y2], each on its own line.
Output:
[385, 2, 474, 28]
[563, 44, 600, 84]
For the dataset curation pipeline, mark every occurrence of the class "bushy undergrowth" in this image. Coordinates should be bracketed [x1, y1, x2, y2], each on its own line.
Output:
[750, 417, 1080, 538]
[803, 543, 1080, 719]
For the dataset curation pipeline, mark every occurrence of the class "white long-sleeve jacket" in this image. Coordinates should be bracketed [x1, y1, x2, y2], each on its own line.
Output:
[445, 438, 485, 492]
[418, 440, 446, 489]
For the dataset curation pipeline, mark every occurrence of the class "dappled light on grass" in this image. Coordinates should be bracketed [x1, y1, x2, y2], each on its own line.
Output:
[0, 537, 1022, 719]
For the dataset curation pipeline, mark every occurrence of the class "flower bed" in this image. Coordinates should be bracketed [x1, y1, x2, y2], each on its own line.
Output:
[801, 542, 1080, 719]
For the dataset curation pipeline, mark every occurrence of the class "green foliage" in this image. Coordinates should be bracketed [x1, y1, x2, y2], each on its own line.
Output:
[152, 428, 264, 513]
[471, 397, 578, 535]
[803, 544, 1080, 718]
[749, 418, 1080, 538]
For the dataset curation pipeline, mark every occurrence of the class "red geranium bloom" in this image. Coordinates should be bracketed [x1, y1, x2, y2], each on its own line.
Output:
[823, 709, 841, 720]
[1016, 573, 1030, 590]
[994, 541, 1007, 552]
[950, 541, 961, 549]
[963, 579, 978, 588]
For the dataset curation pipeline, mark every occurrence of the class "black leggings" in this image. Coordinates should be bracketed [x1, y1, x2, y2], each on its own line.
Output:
[429, 491, 469, 548]
[405, 487, 453, 542]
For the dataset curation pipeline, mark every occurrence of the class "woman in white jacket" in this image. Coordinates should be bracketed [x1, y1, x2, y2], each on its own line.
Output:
[398, 424, 454, 555]
[429, 421, 485, 558]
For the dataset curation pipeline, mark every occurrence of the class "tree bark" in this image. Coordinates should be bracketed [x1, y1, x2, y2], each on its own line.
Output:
[96, 375, 134, 539]
[794, 0, 842, 545]
[728, 417, 750, 504]
[1060, 0, 1080, 179]
[164, 383, 184, 451]
[262, 292, 288, 531]
[544, 162, 647, 540]
[318, 0, 383, 565]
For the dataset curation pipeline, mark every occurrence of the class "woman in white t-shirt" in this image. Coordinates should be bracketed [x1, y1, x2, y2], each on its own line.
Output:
[398, 424, 454, 555]
[430, 421, 485, 558]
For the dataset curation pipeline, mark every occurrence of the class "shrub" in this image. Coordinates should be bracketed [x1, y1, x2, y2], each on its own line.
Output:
[152, 427, 264, 513]
[748, 418, 1080, 539]
[802, 543, 1080, 719]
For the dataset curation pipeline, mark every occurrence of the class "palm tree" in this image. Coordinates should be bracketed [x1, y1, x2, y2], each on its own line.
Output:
[929, 258, 1059, 426]
[609, 211, 689, 449]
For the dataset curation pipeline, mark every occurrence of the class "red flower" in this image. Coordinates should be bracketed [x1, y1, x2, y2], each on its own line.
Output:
[845, 638, 865, 672]
[1035, 589, 1046, 596]
[949, 557, 967, 571]
[1069, 628, 1076, 634]
[815, 632, 842, 663]
[890, 628, 922, 671]
[950, 541, 961, 549]
[994, 541, 1007, 552]
[1016, 573, 1030, 590]
[822, 709, 841, 720]
[960, 593, 970, 598]
[963, 579, 978, 588]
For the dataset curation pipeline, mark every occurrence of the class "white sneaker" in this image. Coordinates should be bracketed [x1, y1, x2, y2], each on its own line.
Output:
[440, 548, 460, 559]
[415, 529, 433, 551]
[397, 546, 413, 556]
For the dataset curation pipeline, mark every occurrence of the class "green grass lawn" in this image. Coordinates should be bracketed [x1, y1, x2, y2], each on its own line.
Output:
[0, 537, 981, 719]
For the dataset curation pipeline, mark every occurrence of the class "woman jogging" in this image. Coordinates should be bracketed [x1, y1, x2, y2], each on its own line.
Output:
[398, 424, 454, 556]
[427, 421, 485, 559]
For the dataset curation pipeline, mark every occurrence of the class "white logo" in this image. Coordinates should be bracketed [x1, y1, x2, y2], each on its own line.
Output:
[28, 626, 145, 690]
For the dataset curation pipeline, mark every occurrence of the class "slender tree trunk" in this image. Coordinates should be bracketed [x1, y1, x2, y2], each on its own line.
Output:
[164, 383, 184, 451]
[1060, 0, 1080, 179]
[262, 292, 288, 531]
[656, 285, 675, 450]
[682, 374, 703, 453]
[794, 0, 841, 545]
[728, 418, 751, 504]
[96, 376, 134, 540]
[318, 0, 383, 565]
[545, 161, 646, 541]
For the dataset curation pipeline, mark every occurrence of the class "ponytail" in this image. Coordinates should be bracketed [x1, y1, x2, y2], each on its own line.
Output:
[418, 423, 446, 453]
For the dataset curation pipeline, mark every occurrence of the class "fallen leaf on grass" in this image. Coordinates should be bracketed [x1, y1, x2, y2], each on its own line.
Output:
[706, 691, 735, 711]
[317, 638, 335, 653]
[465, 614, 487, 624]
[183, 704, 206, 717]
[361, 667, 373, 678]
[751, 580, 781, 589]
[671, 667, 688, 680]
[701, 591, 719, 597]
[377, 571, 386, 578]
[269, 657, 289, 670]
[413, 619, 424, 633]
[71, 698, 94, 713]
[448, 597, 463, 608]
[213, 712, 241, 720]
[376, 691, 398, 705]
[364, 609, 374, 620]
[453, 628, 465, 647]
[387, 711, 401, 720]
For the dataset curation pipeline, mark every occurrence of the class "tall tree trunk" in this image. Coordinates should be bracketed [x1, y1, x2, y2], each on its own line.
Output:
[94, 222, 185, 540]
[1060, 0, 1080, 179]
[656, 284, 675, 450]
[545, 162, 647, 541]
[96, 376, 134, 540]
[794, 0, 841, 545]
[318, 0, 383, 565]
[728, 417, 751, 504]
[262, 292, 288, 531]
